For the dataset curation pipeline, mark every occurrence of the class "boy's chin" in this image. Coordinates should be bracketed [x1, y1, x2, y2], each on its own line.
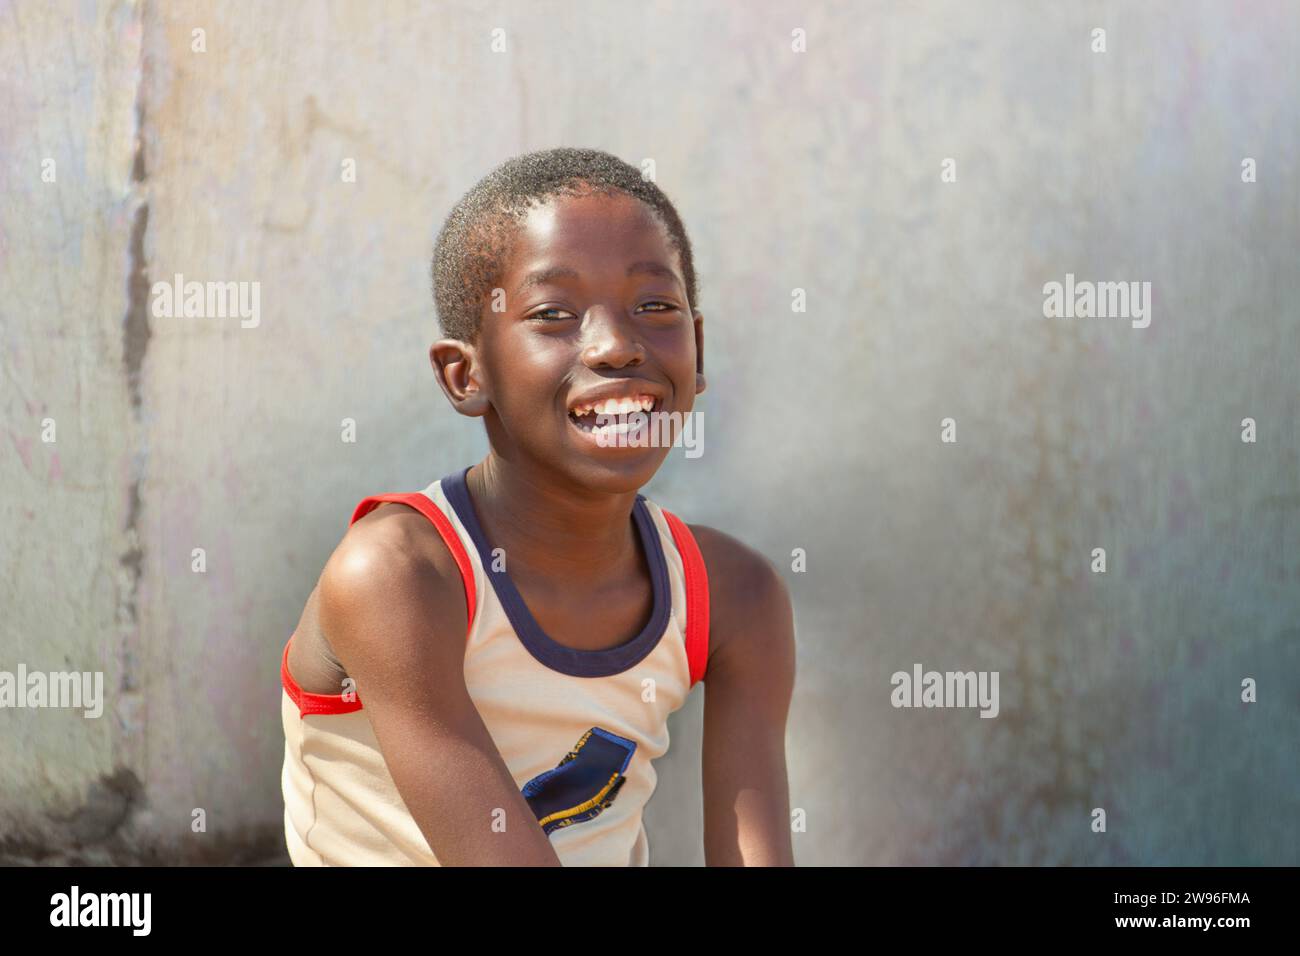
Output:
[557, 448, 668, 495]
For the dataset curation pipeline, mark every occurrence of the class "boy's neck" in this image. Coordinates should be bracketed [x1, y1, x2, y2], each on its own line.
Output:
[466, 455, 643, 579]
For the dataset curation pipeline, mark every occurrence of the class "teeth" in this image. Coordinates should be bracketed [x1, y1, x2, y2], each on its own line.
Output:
[570, 417, 652, 435]
[569, 394, 656, 417]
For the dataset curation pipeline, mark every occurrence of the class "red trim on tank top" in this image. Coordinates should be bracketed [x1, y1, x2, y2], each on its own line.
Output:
[281, 638, 363, 716]
[660, 510, 710, 687]
[280, 490, 478, 718]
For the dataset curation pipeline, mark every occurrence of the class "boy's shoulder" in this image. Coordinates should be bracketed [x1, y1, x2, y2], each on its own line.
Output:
[335, 499, 460, 576]
[683, 523, 793, 671]
[318, 499, 470, 643]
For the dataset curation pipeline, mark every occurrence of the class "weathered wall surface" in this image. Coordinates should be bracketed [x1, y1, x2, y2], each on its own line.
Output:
[2, 0, 1297, 864]
[1, 0, 155, 860]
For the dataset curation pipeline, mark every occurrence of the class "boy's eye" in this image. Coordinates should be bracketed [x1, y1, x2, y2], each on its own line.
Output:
[637, 301, 676, 313]
[529, 307, 575, 322]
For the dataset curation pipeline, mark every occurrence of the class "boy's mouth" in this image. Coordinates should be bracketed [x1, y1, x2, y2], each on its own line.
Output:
[566, 392, 663, 442]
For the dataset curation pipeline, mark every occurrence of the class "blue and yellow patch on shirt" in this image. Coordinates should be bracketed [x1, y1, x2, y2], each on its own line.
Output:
[521, 728, 638, 835]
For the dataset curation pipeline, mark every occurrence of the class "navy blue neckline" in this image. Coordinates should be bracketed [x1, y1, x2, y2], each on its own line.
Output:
[440, 467, 671, 678]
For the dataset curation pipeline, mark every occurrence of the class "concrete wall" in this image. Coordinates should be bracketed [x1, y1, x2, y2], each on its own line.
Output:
[2, 0, 1296, 864]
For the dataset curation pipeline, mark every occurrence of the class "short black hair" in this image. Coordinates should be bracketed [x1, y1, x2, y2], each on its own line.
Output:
[431, 147, 699, 342]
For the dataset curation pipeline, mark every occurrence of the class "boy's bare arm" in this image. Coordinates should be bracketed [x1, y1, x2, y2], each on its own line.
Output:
[317, 505, 561, 866]
[692, 525, 797, 866]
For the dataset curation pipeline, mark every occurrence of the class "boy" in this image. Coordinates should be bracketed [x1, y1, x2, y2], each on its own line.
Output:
[279, 148, 796, 866]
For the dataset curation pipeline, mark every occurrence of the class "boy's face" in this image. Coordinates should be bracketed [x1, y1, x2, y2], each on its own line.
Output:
[438, 189, 705, 494]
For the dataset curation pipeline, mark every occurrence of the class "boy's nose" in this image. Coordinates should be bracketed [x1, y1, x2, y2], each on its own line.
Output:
[579, 307, 645, 368]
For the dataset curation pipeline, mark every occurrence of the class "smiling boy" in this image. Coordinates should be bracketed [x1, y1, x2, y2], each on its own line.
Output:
[279, 147, 796, 866]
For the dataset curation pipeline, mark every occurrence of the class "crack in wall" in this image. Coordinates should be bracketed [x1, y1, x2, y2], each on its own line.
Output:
[123, 96, 150, 412]
[115, 0, 150, 771]
[119, 108, 148, 686]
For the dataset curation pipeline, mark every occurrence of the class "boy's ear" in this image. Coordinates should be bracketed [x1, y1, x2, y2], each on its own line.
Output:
[429, 339, 491, 417]
[693, 310, 707, 396]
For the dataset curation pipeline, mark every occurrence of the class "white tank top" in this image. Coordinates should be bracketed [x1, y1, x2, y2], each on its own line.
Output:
[279, 466, 710, 866]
